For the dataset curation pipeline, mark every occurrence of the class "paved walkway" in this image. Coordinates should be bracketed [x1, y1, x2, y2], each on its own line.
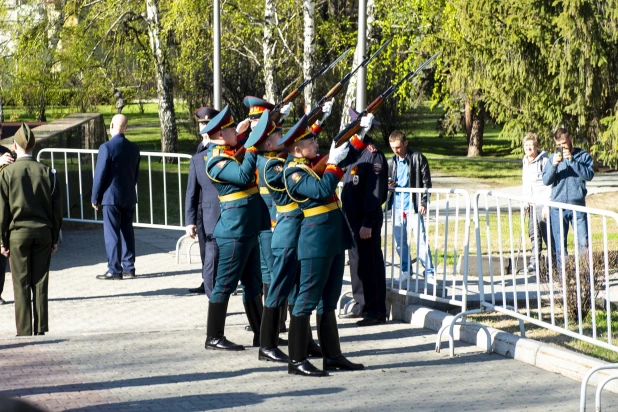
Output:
[1, 228, 616, 411]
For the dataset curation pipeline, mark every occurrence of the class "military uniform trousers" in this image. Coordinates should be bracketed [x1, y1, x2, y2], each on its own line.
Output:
[210, 235, 262, 303]
[265, 247, 300, 308]
[292, 252, 345, 316]
[103, 205, 136, 276]
[348, 218, 386, 320]
[10, 227, 52, 336]
[196, 210, 218, 298]
[258, 229, 274, 285]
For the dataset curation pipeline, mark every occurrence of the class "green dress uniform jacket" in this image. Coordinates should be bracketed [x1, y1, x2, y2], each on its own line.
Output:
[205, 145, 266, 303]
[0, 156, 63, 335]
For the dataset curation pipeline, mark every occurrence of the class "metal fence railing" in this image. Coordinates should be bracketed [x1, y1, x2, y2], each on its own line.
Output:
[37, 148, 192, 231]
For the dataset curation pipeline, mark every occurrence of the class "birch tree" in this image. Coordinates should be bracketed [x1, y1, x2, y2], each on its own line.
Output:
[302, 0, 315, 111]
[263, 0, 276, 102]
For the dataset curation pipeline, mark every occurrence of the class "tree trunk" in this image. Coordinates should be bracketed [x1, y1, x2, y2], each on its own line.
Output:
[302, 0, 316, 112]
[464, 98, 472, 144]
[263, 0, 276, 103]
[145, 0, 178, 155]
[339, 0, 374, 129]
[467, 101, 485, 157]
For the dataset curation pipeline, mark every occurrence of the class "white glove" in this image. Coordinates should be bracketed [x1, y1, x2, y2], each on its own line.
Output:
[327, 141, 350, 165]
[321, 99, 334, 121]
[236, 118, 251, 135]
[280, 102, 293, 120]
[358, 113, 374, 139]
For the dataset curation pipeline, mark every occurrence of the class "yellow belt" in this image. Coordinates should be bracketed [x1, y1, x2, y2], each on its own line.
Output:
[218, 186, 259, 202]
[259, 187, 269, 195]
[302, 201, 341, 217]
[276, 203, 299, 213]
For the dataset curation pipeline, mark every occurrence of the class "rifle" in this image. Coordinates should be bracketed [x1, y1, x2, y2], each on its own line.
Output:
[305, 38, 392, 126]
[271, 48, 351, 124]
[312, 51, 441, 176]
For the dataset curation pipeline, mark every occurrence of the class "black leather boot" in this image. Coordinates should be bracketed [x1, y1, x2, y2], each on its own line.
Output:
[289, 304, 320, 357]
[259, 306, 289, 363]
[317, 311, 364, 371]
[279, 301, 288, 333]
[205, 301, 244, 351]
[288, 315, 327, 377]
[243, 295, 263, 347]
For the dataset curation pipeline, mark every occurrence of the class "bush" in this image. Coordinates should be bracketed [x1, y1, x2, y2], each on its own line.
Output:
[540, 250, 618, 321]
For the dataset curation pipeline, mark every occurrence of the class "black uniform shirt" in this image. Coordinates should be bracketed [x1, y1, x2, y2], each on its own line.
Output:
[341, 137, 388, 229]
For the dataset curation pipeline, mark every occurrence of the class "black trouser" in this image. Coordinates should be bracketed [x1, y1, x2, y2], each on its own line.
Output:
[0, 254, 6, 298]
[348, 217, 386, 320]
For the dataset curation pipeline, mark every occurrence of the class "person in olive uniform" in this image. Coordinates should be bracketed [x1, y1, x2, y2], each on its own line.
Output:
[0, 123, 63, 336]
[185, 107, 221, 295]
[341, 109, 388, 326]
[0, 123, 14, 306]
[202, 106, 268, 351]
[280, 113, 373, 377]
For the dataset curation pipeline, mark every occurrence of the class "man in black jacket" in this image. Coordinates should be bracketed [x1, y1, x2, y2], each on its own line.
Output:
[386, 130, 434, 286]
[341, 111, 388, 326]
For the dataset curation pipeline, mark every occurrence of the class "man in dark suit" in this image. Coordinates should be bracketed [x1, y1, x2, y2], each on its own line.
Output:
[185, 107, 221, 295]
[91, 114, 140, 280]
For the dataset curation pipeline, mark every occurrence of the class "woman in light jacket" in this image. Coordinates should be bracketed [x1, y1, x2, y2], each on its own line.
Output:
[522, 133, 551, 272]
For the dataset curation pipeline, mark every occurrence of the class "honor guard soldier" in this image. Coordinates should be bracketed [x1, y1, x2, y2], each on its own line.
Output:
[185, 107, 220, 296]
[0, 123, 63, 336]
[341, 109, 389, 326]
[253, 101, 334, 364]
[242, 96, 292, 310]
[202, 106, 268, 351]
[280, 114, 372, 376]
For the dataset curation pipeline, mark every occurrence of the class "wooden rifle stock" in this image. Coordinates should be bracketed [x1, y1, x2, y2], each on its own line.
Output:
[306, 82, 343, 126]
[271, 88, 301, 123]
[233, 146, 246, 161]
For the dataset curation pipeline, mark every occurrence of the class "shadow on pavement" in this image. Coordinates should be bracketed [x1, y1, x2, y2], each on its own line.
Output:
[0, 370, 344, 399]
[0, 339, 67, 351]
[64, 388, 346, 411]
[48, 287, 200, 302]
[369, 351, 502, 371]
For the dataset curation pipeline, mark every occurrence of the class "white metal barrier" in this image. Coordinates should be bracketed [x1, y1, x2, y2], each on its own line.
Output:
[440, 190, 618, 358]
[37, 148, 194, 257]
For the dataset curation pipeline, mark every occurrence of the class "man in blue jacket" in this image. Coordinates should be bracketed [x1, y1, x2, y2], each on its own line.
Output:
[91, 114, 141, 280]
[185, 107, 221, 295]
[542, 128, 594, 265]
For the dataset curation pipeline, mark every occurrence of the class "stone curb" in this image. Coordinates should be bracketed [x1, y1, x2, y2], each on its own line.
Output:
[404, 304, 618, 394]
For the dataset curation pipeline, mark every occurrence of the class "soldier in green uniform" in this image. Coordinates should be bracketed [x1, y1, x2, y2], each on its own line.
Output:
[250, 102, 334, 363]
[279, 114, 372, 376]
[242, 97, 292, 329]
[0, 123, 63, 336]
[202, 106, 269, 351]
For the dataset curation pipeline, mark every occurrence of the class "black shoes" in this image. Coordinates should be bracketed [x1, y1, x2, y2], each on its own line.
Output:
[205, 337, 244, 351]
[0, 297, 5, 305]
[259, 347, 289, 363]
[288, 359, 327, 377]
[356, 316, 386, 327]
[34, 332, 45, 336]
[188, 283, 206, 294]
[96, 272, 122, 280]
[307, 339, 322, 358]
[324, 354, 364, 371]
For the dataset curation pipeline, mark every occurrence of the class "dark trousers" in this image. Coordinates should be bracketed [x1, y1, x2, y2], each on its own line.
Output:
[0, 254, 6, 298]
[210, 236, 262, 304]
[258, 229, 274, 285]
[196, 215, 218, 298]
[550, 207, 589, 264]
[528, 205, 548, 264]
[10, 228, 52, 336]
[265, 247, 300, 308]
[292, 252, 345, 316]
[103, 205, 136, 276]
[348, 220, 386, 319]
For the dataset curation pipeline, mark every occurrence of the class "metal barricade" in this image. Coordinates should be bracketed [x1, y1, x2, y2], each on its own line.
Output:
[36, 148, 194, 259]
[441, 190, 618, 358]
